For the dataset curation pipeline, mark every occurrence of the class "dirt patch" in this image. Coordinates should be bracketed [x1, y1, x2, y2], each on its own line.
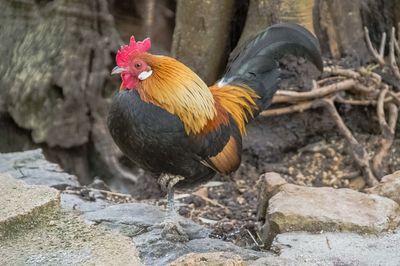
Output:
[173, 133, 400, 247]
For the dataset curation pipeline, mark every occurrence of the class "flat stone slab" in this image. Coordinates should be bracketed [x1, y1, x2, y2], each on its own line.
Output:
[0, 174, 59, 238]
[273, 230, 400, 266]
[268, 184, 400, 234]
[257, 173, 400, 241]
[0, 175, 142, 265]
[0, 149, 79, 189]
[0, 212, 142, 266]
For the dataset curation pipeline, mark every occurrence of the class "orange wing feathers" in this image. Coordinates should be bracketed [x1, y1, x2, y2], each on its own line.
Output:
[207, 136, 241, 174]
[208, 84, 258, 135]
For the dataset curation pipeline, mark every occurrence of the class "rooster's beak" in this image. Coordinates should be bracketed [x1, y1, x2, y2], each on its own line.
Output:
[111, 66, 126, 75]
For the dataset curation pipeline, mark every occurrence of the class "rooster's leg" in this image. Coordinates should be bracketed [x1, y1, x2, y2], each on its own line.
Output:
[157, 174, 188, 242]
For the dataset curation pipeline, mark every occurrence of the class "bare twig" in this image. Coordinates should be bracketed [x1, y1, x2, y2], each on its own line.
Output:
[358, 67, 382, 85]
[379, 33, 387, 58]
[335, 95, 377, 106]
[317, 76, 346, 86]
[372, 86, 399, 179]
[324, 67, 360, 79]
[316, 98, 379, 186]
[260, 101, 313, 117]
[352, 82, 376, 94]
[389, 27, 400, 79]
[387, 91, 400, 106]
[364, 27, 386, 65]
[396, 23, 400, 61]
[339, 171, 361, 180]
[273, 79, 356, 103]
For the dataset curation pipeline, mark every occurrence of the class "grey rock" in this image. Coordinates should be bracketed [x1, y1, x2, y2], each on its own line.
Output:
[60, 193, 112, 213]
[367, 171, 400, 205]
[133, 231, 267, 266]
[83, 202, 209, 238]
[266, 183, 400, 234]
[257, 174, 400, 247]
[0, 149, 79, 189]
[273, 230, 400, 266]
[168, 252, 244, 266]
[248, 256, 322, 266]
[184, 238, 265, 262]
[256, 172, 287, 221]
[78, 200, 267, 266]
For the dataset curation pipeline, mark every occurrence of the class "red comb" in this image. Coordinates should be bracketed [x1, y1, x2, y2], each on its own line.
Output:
[116, 36, 151, 67]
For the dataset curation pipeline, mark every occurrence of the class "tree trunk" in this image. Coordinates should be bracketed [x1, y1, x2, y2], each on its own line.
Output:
[314, 0, 398, 60]
[0, 0, 148, 186]
[395, 2, 400, 26]
[108, 0, 175, 54]
[171, 0, 235, 84]
[0, 0, 120, 148]
[238, 0, 315, 46]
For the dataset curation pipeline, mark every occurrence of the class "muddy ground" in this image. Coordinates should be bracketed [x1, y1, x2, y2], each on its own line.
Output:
[174, 133, 400, 247]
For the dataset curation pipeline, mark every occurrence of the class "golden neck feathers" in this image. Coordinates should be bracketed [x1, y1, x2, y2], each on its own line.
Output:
[137, 55, 216, 134]
[137, 54, 258, 136]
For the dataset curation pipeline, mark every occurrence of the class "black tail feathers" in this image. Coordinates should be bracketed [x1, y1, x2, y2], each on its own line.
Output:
[220, 23, 323, 112]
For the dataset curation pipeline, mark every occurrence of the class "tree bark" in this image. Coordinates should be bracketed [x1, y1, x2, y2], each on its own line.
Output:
[395, 2, 400, 26]
[0, 0, 147, 185]
[171, 0, 235, 84]
[0, 0, 120, 148]
[238, 0, 315, 46]
[314, 0, 398, 60]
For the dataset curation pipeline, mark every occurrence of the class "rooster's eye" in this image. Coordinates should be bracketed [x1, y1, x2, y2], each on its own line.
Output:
[134, 63, 142, 69]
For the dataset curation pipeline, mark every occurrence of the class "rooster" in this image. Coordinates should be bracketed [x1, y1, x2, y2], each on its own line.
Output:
[108, 23, 323, 239]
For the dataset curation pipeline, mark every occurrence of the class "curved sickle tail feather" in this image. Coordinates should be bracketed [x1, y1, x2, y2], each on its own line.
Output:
[219, 23, 323, 114]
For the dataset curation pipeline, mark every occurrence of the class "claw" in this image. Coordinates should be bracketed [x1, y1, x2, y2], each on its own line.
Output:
[161, 220, 189, 242]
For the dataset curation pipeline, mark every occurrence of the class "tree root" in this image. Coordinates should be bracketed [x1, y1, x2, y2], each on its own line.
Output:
[317, 98, 378, 187]
[372, 86, 399, 178]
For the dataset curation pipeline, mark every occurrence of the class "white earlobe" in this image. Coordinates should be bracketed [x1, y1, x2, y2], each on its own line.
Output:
[138, 70, 153, 80]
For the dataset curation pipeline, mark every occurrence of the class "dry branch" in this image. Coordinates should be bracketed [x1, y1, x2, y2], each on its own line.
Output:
[365, 26, 400, 81]
[389, 27, 400, 80]
[387, 91, 400, 106]
[317, 98, 379, 187]
[271, 79, 356, 103]
[260, 101, 314, 116]
[364, 27, 386, 65]
[324, 67, 360, 79]
[335, 96, 377, 106]
[372, 87, 399, 179]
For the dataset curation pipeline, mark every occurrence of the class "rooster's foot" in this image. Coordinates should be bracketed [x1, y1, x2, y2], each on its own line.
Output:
[160, 220, 189, 242]
[157, 174, 188, 241]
